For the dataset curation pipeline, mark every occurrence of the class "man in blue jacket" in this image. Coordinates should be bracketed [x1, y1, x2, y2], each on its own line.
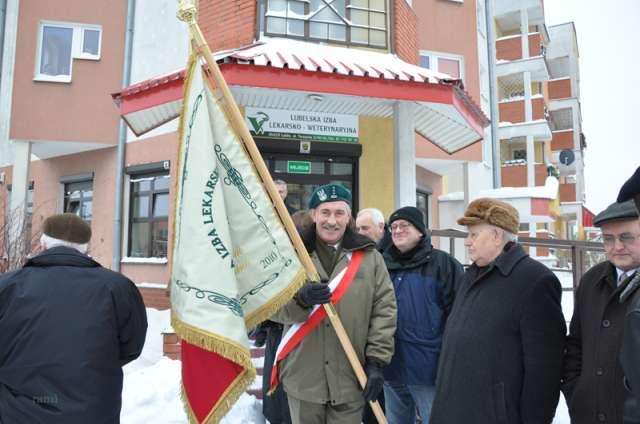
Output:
[382, 206, 463, 424]
[0, 213, 147, 424]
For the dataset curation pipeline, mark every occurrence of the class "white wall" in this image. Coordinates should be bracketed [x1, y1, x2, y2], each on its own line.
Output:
[126, 0, 189, 142]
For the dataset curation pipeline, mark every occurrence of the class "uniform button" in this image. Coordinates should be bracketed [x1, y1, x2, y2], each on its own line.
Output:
[596, 368, 604, 376]
[602, 320, 611, 328]
[325, 361, 329, 365]
[597, 412, 606, 421]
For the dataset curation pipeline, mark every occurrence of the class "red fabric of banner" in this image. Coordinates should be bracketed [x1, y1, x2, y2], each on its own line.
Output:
[181, 340, 244, 423]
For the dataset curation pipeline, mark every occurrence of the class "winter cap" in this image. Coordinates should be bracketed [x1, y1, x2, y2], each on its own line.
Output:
[458, 198, 520, 234]
[617, 166, 640, 212]
[593, 199, 639, 227]
[388, 206, 427, 235]
[308, 184, 352, 209]
[42, 213, 91, 244]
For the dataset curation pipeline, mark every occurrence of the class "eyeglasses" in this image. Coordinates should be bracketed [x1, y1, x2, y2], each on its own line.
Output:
[390, 222, 412, 232]
[602, 233, 640, 247]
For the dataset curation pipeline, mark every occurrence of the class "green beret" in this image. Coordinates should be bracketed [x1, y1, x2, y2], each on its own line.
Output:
[593, 200, 639, 227]
[42, 213, 91, 244]
[308, 184, 352, 209]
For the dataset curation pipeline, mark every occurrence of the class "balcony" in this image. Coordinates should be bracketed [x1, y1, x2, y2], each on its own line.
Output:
[560, 183, 577, 202]
[499, 96, 546, 124]
[548, 77, 572, 100]
[496, 33, 543, 61]
[501, 162, 547, 187]
[551, 129, 574, 151]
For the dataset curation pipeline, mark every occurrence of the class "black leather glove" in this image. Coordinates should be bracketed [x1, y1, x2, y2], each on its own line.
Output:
[295, 282, 331, 308]
[362, 359, 385, 403]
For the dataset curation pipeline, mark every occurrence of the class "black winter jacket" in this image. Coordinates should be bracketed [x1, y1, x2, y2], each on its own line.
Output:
[0, 247, 148, 424]
[620, 272, 640, 424]
[563, 261, 634, 424]
[429, 243, 566, 424]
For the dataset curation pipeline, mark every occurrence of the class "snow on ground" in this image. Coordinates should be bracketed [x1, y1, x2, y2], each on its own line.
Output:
[123, 308, 571, 423]
[121, 308, 263, 423]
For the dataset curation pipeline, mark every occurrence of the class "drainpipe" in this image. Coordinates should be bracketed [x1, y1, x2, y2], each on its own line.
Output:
[112, 0, 136, 271]
[0, 0, 7, 72]
[485, 0, 501, 188]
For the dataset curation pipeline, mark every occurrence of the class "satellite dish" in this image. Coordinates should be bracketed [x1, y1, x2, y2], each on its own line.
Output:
[559, 149, 575, 166]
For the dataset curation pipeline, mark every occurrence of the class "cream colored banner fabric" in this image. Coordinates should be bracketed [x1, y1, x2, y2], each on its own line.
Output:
[171, 58, 305, 347]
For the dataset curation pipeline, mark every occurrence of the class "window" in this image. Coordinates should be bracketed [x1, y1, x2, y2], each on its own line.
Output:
[35, 21, 102, 82]
[416, 190, 430, 228]
[419, 50, 464, 81]
[63, 180, 93, 223]
[263, 0, 388, 48]
[128, 172, 169, 258]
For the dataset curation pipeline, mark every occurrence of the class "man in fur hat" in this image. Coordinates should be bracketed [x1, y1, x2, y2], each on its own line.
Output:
[0, 213, 147, 424]
[429, 198, 566, 424]
[273, 184, 397, 424]
[617, 166, 640, 423]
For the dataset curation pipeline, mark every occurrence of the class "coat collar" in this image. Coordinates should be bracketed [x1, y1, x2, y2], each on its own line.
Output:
[24, 246, 101, 268]
[594, 261, 619, 289]
[469, 242, 527, 282]
[490, 242, 528, 277]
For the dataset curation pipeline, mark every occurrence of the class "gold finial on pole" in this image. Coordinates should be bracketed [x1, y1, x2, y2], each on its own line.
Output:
[177, 1, 197, 24]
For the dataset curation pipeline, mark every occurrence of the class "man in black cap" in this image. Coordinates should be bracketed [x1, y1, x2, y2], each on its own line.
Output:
[381, 206, 462, 424]
[617, 166, 640, 424]
[563, 199, 640, 424]
[273, 184, 397, 424]
[0, 213, 147, 424]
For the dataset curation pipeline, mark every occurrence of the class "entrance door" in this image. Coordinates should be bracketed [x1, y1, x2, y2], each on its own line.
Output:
[258, 139, 361, 212]
[263, 154, 357, 212]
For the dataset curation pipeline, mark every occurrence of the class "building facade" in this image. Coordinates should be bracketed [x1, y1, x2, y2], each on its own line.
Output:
[0, 0, 487, 306]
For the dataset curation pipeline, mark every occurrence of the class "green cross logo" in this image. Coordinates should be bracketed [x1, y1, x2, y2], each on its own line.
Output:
[248, 111, 269, 135]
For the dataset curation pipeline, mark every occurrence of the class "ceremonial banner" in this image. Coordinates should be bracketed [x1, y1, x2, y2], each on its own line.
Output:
[171, 56, 305, 424]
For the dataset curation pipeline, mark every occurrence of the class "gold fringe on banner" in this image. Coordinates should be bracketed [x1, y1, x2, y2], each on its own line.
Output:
[172, 313, 256, 424]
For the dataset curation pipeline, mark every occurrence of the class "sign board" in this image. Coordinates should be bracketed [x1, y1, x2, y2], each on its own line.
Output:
[287, 161, 311, 174]
[246, 107, 358, 143]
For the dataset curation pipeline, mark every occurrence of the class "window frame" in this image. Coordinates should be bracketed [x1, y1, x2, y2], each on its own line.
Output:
[62, 179, 94, 224]
[127, 170, 170, 259]
[261, 0, 389, 50]
[419, 50, 465, 83]
[34, 20, 102, 83]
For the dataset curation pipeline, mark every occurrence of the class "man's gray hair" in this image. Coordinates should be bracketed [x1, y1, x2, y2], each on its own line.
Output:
[490, 225, 518, 242]
[40, 234, 89, 254]
[357, 208, 385, 225]
[274, 179, 287, 186]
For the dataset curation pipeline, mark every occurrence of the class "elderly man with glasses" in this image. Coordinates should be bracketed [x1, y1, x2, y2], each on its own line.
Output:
[380, 206, 463, 424]
[562, 199, 640, 424]
[429, 198, 566, 424]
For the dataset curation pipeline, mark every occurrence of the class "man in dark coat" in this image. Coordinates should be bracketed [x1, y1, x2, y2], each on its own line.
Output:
[563, 199, 640, 424]
[429, 198, 566, 424]
[252, 321, 291, 424]
[0, 213, 148, 424]
[617, 166, 640, 424]
[382, 206, 462, 424]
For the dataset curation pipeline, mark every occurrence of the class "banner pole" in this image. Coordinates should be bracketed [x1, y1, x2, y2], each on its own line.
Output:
[177, 4, 387, 423]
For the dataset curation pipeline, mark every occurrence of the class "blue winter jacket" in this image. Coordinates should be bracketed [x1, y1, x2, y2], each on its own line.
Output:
[382, 236, 463, 386]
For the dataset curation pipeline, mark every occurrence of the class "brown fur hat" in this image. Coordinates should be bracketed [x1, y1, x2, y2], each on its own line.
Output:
[42, 213, 91, 244]
[457, 198, 520, 234]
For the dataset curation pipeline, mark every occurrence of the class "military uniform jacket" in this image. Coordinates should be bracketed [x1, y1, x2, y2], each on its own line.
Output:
[273, 228, 397, 405]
